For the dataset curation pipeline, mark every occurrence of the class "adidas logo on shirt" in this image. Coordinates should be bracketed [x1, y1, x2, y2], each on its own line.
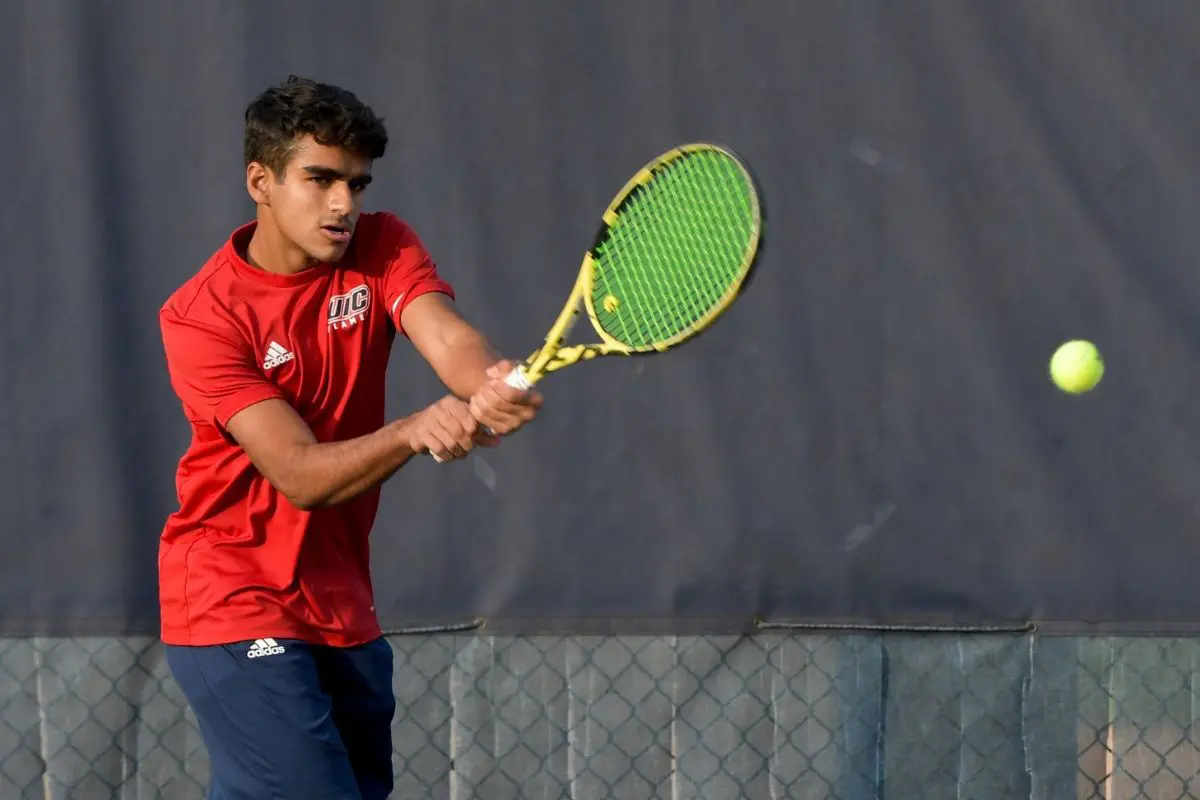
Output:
[247, 638, 286, 659]
[262, 341, 295, 370]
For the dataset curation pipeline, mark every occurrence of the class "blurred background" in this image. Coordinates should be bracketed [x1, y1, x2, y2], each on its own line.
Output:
[4, 1, 1200, 797]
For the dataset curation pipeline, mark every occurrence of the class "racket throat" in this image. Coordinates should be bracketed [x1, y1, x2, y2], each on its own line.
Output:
[538, 344, 607, 372]
[525, 269, 589, 378]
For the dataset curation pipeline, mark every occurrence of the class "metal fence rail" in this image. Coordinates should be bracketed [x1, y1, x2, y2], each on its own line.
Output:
[1, 632, 1197, 799]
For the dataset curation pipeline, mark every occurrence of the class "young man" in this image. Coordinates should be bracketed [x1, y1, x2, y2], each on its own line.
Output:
[157, 76, 542, 799]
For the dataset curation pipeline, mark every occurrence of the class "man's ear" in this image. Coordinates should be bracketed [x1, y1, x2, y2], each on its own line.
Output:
[246, 162, 273, 206]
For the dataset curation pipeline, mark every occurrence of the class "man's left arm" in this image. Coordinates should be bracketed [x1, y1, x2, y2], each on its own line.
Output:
[401, 293, 542, 436]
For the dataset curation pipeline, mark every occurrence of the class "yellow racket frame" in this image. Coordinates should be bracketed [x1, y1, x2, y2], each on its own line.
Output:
[508, 142, 765, 389]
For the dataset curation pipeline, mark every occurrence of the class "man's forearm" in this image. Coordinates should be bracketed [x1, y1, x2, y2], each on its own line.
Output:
[430, 327, 507, 399]
[402, 294, 512, 399]
[284, 418, 417, 509]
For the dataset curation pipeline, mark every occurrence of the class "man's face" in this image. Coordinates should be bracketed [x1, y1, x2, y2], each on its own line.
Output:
[253, 135, 373, 264]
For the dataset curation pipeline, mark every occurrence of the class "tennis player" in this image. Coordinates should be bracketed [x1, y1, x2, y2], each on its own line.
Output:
[156, 76, 542, 799]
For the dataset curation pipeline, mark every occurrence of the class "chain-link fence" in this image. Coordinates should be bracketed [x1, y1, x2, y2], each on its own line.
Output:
[1, 631, 1198, 799]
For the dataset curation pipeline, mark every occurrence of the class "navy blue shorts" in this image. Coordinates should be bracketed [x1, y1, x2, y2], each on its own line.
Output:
[166, 636, 396, 800]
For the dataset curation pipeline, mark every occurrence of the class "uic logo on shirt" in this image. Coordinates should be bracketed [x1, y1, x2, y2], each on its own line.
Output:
[328, 284, 370, 330]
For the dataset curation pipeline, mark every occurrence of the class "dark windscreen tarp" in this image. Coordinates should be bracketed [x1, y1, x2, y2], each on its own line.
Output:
[4, 1, 1200, 635]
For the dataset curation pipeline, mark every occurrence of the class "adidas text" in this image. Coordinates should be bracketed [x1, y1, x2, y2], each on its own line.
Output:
[247, 638, 286, 659]
[262, 341, 295, 370]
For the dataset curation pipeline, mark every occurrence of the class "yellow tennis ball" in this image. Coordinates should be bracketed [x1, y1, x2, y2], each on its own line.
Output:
[1049, 340, 1104, 394]
[603, 294, 620, 313]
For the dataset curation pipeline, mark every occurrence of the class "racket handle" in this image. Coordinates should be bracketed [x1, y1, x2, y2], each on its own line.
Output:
[504, 365, 533, 391]
[431, 367, 530, 463]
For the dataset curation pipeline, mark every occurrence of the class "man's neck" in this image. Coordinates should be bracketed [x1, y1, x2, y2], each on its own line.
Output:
[245, 213, 317, 276]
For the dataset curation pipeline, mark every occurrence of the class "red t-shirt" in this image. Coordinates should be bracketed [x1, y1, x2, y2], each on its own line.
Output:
[157, 211, 454, 647]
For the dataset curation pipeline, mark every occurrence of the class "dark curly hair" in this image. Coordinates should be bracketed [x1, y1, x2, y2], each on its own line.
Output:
[243, 76, 388, 175]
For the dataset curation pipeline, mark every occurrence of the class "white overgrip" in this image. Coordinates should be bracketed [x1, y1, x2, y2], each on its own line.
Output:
[504, 365, 533, 391]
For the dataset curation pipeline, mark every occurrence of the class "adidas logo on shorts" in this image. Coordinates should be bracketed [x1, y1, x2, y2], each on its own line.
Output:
[247, 638, 286, 659]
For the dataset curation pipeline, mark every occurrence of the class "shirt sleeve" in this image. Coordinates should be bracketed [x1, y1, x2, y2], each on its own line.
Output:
[375, 213, 456, 337]
[159, 306, 285, 429]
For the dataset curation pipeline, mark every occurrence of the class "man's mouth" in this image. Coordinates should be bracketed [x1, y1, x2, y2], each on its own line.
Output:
[321, 224, 352, 243]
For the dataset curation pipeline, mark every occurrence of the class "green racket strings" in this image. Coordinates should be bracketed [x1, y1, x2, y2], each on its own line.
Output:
[589, 149, 758, 349]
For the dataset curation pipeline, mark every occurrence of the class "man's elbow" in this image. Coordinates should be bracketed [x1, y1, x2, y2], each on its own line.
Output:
[266, 454, 328, 511]
[273, 478, 323, 511]
[283, 488, 325, 511]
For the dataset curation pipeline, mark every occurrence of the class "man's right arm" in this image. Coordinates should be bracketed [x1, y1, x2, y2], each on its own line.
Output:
[224, 395, 495, 510]
[160, 306, 497, 511]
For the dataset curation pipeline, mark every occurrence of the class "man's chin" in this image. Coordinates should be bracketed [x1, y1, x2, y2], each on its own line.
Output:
[308, 239, 351, 264]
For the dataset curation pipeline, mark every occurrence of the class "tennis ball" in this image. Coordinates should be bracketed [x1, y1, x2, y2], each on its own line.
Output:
[603, 294, 620, 313]
[1049, 340, 1104, 394]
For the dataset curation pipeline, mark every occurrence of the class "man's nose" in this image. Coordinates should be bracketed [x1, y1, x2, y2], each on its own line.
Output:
[329, 183, 352, 214]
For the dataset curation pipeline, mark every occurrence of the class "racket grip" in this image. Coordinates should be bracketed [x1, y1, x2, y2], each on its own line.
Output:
[504, 365, 533, 391]
[430, 368, 528, 464]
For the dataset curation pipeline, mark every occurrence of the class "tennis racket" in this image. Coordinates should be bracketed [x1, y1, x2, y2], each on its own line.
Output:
[503, 141, 765, 391]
